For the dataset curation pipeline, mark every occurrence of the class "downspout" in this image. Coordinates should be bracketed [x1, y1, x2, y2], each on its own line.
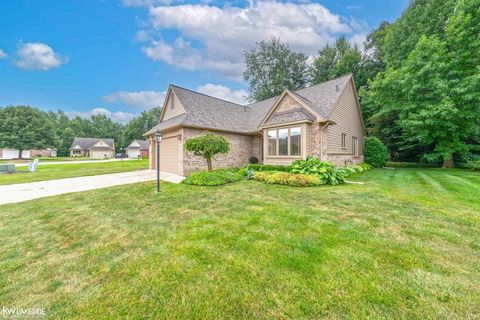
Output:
[259, 130, 264, 164]
[319, 122, 329, 161]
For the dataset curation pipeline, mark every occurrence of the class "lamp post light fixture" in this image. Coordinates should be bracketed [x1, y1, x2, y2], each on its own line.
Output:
[155, 131, 162, 193]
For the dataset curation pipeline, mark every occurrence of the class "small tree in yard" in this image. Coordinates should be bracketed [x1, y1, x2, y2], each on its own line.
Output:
[0, 106, 58, 159]
[184, 132, 230, 172]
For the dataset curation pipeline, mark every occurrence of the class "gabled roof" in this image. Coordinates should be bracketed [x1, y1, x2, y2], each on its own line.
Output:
[69, 137, 114, 150]
[126, 140, 149, 150]
[262, 108, 316, 127]
[145, 74, 353, 135]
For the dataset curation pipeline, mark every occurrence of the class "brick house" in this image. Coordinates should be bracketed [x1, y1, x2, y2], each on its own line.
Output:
[144, 74, 365, 175]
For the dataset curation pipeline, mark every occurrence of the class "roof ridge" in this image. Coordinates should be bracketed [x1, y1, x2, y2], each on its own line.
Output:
[244, 73, 352, 107]
[169, 84, 247, 108]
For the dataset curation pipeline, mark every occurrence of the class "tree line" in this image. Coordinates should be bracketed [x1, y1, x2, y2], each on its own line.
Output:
[1, 0, 477, 165]
[0, 106, 161, 157]
[243, 0, 479, 167]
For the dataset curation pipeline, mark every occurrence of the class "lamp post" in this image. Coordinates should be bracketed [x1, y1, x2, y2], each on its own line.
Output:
[155, 131, 162, 193]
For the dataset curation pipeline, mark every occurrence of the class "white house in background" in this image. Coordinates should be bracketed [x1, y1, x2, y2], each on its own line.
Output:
[69, 137, 115, 158]
[0, 149, 31, 159]
[125, 140, 149, 158]
[0, 148, 57, 159]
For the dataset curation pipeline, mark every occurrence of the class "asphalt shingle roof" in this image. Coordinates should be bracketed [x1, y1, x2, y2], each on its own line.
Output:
[145, 74, 352, 135]
[69, 137, 114, 150]
[126, 140, 149, 150]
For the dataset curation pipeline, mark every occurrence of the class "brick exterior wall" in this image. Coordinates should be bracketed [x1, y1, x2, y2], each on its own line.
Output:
[182, 128, 254, 175]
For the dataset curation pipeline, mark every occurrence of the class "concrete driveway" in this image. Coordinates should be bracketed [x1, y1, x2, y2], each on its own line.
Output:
[0, 170, 184, 205]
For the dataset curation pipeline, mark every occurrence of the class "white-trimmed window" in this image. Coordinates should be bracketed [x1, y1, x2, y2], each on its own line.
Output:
[267, 126, 302, 156]
[352, 136, 358, 156]
[341, 133, 347, 149]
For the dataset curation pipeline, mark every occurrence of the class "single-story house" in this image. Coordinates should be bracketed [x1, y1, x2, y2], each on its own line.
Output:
[0, 148, 56, 159]
[144, 74, 365, 175]
[125, 140, 149, 158]
[30, 148, 57, 158]
[69, 138, 115, 158]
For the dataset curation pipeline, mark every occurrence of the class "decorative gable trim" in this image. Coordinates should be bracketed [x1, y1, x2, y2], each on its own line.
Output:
[259, 90, 325, 128]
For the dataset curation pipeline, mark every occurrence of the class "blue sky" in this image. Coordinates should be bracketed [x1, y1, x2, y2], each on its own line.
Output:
[0, 0, 407, 122]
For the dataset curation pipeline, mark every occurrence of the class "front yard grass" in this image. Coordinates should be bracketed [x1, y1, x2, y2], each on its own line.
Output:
[0, 159, 148, 185]
[0, 168, 479, 318]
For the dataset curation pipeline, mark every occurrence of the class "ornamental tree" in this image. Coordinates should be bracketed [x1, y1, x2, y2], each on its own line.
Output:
[184, 132, 230, 172]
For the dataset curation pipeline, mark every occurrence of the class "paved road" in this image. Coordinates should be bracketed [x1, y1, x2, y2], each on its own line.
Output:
[0, 170, 184, 205]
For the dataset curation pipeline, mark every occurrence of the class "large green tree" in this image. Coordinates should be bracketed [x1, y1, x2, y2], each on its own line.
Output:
[243, 37, 309, 102]
[0, 106, 58, 158]
[311, 37, 362, 86]
[362, 0, 480, 167]
[122, 107, 161, 145]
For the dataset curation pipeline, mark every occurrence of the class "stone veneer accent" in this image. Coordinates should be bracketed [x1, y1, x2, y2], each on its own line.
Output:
[325, 154, 364, 166]
[182, 128, 254, 175]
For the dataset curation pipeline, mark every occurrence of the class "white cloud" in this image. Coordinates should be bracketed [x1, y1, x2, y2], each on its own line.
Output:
[14, 42, 67, 71]
[103, 90, 166, 109]
[0, 49, 7, 59]
[196, 83, 248, 105]
[139, 1, 365, 78]
[66, 108, 136, 123]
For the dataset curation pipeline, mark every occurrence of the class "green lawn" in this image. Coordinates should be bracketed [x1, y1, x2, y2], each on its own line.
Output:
[0, 159, 148, 185]
[0, 168, 479, 319]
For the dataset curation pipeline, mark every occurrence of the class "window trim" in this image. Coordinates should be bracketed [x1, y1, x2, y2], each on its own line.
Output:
[341, 133, 347, 149]
[266, 125, 302, 157]
[352, 136, 359, 157]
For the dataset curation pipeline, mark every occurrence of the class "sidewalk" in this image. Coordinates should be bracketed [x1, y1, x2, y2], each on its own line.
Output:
[0, 170, 184, 205]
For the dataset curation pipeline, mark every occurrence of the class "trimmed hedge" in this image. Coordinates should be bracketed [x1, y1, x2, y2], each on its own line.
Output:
[183, 170, 241, 186]
[252, 171, 323, 187]
[365, 137, 388, 167]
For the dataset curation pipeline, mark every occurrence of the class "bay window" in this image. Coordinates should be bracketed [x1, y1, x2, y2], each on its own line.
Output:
[266, 126, 302, 157]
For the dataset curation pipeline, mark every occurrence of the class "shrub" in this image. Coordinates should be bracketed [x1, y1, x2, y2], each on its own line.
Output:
[249, 156, 259, 164]
[466, 160, 480, 170]
[365, 137, 388, 167]
[253, 171, 323, 187]
[182, 170, 241, 186]
[342, 163, 372, 178]
[246, 164, 291, 172]
[290, 157, 346, 185]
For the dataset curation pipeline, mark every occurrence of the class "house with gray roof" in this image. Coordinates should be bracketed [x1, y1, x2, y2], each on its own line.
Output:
[125, 140, 149, 158]
[144, 74, 365, 175]
[69, 138, 115, 158]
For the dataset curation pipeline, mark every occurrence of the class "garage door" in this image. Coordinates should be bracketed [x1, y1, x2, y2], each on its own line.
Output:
[91, 150, 111, 158]
[160, 136, 181, 173]
[1, 149, 30, 159]
[128, 149, 140, 158]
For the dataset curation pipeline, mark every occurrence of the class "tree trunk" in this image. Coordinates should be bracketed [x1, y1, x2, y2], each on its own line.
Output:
[442, 156, 454, 168]
[18, 149, 23, 159]
[206, 157, 212, 172]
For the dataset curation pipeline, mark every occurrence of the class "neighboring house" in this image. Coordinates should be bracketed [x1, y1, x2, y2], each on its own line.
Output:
[0, 149, 31, 159]
[69, 138, 115, 158]
[125, 140, 149, 158]
[30, 148, 57, 158]
[0, 148, 56, 159]
[144, 74, 365, 175]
